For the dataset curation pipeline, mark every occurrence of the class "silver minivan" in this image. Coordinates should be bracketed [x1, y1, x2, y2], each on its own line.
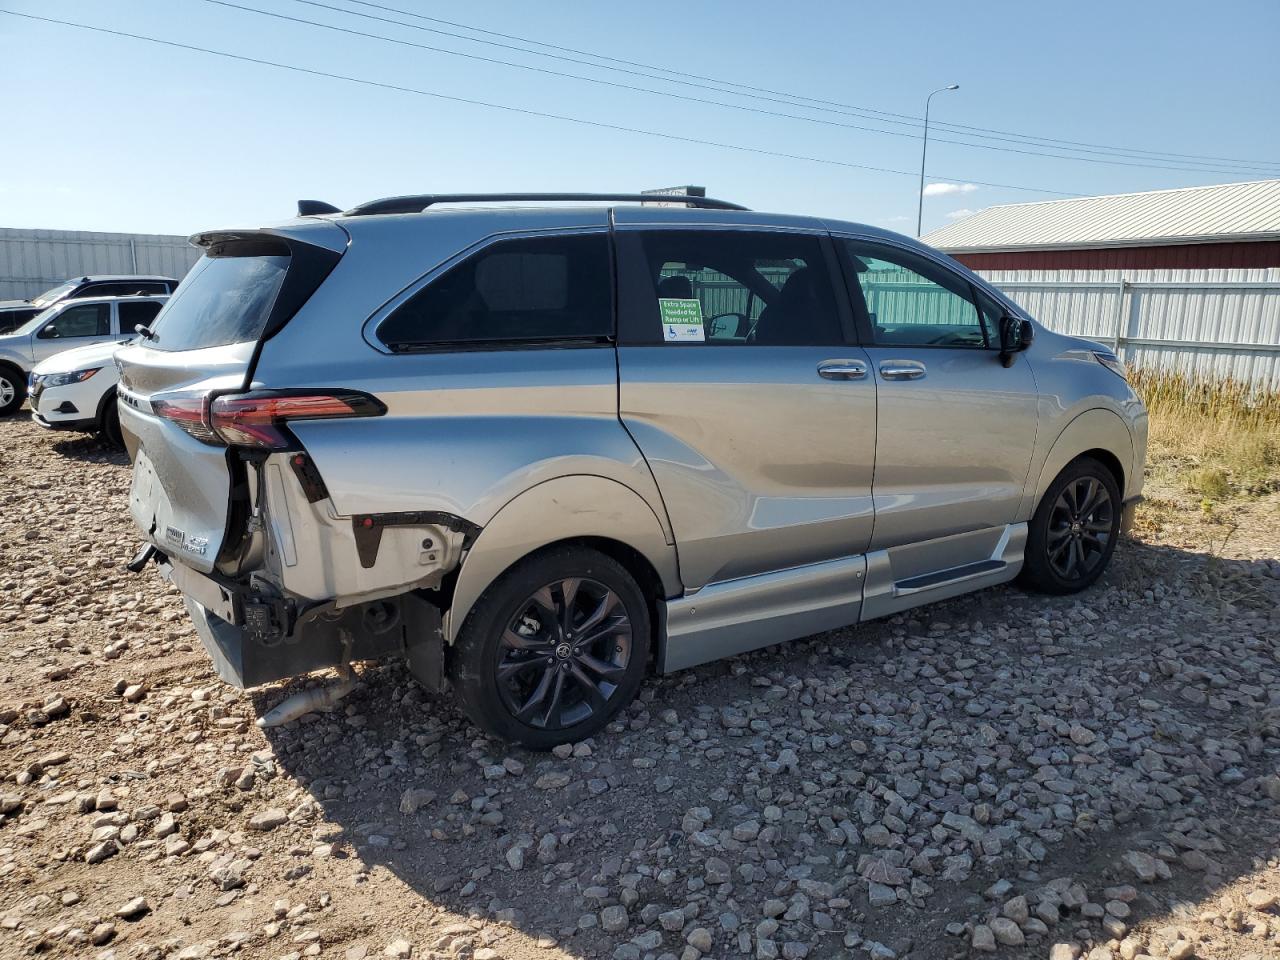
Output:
[116, 194, 1147, 748]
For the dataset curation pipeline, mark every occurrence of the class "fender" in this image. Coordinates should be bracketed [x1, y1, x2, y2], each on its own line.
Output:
[1029, 407, 1133, 509]
[444, 475, 681, 643]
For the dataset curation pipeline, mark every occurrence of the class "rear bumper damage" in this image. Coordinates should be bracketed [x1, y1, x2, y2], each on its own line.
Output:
[131, 543, 444, 690]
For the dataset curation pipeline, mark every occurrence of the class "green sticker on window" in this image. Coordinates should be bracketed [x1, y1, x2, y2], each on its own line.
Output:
[658, 298, 704, 343]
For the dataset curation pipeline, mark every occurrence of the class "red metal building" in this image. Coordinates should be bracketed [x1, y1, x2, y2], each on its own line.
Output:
[922, 179, 1280, 272]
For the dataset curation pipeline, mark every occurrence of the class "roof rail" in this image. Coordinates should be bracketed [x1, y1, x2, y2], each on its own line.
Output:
[342, 193, 749, 217]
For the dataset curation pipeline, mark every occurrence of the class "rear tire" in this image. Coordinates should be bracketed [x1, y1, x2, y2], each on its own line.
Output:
[450, 545, 650, 750]
[1019, 457, 1121, 594]
[0, 365, 25, 416]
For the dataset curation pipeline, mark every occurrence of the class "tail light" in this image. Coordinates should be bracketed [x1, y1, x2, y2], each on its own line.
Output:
[153, 390, 385, 449]
[151, 394, 218, 443]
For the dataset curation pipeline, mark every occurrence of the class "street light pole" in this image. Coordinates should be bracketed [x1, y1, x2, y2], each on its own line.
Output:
[916, 84, 959, 237]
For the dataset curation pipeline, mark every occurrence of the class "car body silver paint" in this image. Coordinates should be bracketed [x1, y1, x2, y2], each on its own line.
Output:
[115, 219, 352, 572]
[117, 342, 252, 575]
[663, 555, 866, 672]
[117, 202, 1149, 688]
[860, 521, 1027, 621]
[617, 345, 876, 588]
[444, 473, 680, 644]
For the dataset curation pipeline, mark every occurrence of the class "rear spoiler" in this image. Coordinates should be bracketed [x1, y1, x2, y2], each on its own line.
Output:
[190, 220, 350, 256]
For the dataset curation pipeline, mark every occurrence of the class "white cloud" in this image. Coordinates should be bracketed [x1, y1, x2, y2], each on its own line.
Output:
[945, 208, 979, 220]
[922, 182, 978, 197]
[883, 215, 910, 223]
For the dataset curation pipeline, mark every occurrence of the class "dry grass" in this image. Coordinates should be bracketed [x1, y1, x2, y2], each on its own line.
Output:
[1129, 367, 1280, 501]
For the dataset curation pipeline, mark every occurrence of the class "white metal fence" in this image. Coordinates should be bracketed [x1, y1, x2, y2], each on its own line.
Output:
[981, 268, 1280, 390]
[0, 228, 201, 301]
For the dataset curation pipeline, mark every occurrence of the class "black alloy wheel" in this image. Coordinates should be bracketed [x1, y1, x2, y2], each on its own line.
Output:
[450, 545, 650, 749]
[495, 577, 633, 731]
[1020, 456, 1123, 594]
[1045, 475, 1115, 581]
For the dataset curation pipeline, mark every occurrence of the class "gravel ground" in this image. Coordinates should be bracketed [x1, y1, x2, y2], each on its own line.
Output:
[1, 411, 1279, 960]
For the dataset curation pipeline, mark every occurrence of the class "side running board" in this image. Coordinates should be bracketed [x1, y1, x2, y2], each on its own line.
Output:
[861, 523, 1026, 621]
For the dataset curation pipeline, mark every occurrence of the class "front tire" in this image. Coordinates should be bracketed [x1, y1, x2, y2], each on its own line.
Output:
[1020, 457, 1121, 594]
[0, 366, 25, 416]
[98, 395, 123, 448]
[450, 546, 650, 749]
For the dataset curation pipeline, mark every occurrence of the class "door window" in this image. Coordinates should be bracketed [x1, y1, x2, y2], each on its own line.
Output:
[618, 231, 843, 346]
[0, 309, 38, 335]
[843, 241, 989, 348]
[378, 233, 612, 349]
[37, 302, 111, 339]
[119, 299, 164, 332]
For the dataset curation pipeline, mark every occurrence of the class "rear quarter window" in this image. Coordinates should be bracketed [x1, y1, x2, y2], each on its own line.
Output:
[150, 248, 289, 351]
[378, 233, 612, 350]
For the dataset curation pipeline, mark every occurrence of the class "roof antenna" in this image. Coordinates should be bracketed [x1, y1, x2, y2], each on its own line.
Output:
[297, 200, 341, 217]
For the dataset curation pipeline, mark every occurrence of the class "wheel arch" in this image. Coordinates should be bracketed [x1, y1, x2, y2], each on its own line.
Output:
[1076, 447, 1125, 492]
[443, 475, 681, 644]
[1030, 408, 1134, 510]
[0, 359, 26, 387]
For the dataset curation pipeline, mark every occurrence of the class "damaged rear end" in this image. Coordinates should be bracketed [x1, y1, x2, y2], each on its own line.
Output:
[118, 219, 456, 690]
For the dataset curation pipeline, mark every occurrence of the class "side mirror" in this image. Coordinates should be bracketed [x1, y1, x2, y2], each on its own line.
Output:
[998, 316, 1033, 367]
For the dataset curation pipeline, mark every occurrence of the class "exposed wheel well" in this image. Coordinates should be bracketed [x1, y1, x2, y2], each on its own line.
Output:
[1074, 448, 1125, 495]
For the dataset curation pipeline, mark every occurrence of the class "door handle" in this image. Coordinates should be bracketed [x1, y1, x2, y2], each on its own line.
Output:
[817, 359, 868, 381]
[879, 359, 927, 381]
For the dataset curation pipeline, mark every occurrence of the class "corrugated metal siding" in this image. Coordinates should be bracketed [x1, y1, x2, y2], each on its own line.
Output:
[923, 178, 1280, 252]
[0, 228, 201, 301]
[980, 266, 1280, 389]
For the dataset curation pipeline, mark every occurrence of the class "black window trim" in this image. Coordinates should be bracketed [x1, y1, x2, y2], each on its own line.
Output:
[834, 233, 1001, 351]
[614, 224, 856, 347]
[364, 226, 615, 356]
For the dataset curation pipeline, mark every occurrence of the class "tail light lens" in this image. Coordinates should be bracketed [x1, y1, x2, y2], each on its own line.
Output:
[210, 390, 385, 449]
[152, 390, 384, 448]
[151, 394, 218, 443]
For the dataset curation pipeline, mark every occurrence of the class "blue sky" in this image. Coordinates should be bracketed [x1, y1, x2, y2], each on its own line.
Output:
[2, 0, 1278, 237]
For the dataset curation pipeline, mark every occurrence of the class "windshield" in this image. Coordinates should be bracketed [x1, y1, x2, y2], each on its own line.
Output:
[30, 280, 80, 307]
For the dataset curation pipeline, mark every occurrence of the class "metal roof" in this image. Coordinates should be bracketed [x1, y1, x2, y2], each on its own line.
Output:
[922, 178, 1280, 252]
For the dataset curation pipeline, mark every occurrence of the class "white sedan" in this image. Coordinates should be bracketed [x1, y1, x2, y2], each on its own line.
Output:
[29, 337, 132, 445]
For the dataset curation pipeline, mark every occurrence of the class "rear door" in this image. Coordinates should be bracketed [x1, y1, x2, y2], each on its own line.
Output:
[116, 226, 344, 573]
[615, 226, 876, 589]
[837, 237, 1039, 551]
